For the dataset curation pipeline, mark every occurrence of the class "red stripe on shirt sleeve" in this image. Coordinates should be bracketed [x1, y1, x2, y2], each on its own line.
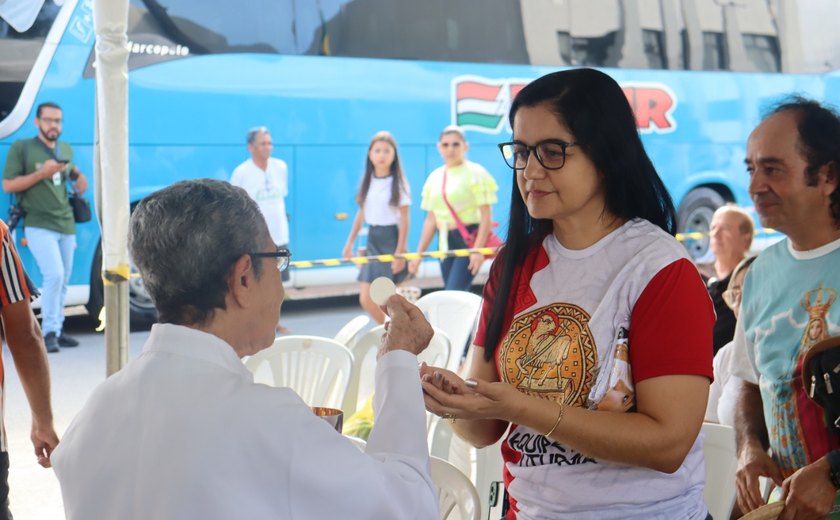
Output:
[0, 221, 32, 307]
[474, 243, 549, 349]
[629, 258, 714, 383]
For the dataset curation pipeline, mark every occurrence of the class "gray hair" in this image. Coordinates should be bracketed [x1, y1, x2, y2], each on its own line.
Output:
[129, 179, 268, 325]
[713, 203, 755, 248]
[246, 126, 270, 145]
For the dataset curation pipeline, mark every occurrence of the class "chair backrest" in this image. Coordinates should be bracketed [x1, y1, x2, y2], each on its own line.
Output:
[701, 422, 738, 520]
[333, 315, 370, 350]
[418, 327, 451, 370]
[342, 325, 451, 417]
[244, 335, 354, 409]
[343, 325, 385, 417]
[415, 290, 482, 371]
[429, 416, 505, 520]
[430, 456, 481, 520]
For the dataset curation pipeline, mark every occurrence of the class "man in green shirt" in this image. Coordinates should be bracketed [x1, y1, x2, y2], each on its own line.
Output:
[2, 102, 89, 353]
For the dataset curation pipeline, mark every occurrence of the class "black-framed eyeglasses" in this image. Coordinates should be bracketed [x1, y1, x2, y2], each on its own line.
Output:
[250, 248, 291, 272]
[498, 139, 578, 170]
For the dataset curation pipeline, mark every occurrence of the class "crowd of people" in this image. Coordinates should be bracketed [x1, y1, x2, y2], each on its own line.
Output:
[233, 123, 500, 326]
[1, 68, 840, 519]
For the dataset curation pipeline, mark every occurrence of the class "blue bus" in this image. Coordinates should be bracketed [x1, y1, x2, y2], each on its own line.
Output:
[2, 0, 839, 323]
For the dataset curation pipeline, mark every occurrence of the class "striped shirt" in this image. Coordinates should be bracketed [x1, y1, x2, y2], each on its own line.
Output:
[1, 220, 31, 306]
[0, 219, 34, 451]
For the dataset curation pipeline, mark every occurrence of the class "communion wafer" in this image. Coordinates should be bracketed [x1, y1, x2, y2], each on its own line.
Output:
[370, 277, 396, 306]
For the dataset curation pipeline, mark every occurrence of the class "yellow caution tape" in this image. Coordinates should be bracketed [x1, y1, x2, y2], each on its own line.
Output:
[288, 247, 499, 268]
[124, 227, 779, 278]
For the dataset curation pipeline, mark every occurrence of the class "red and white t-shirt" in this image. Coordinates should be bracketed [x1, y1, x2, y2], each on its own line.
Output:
[475, 219, 714, 520]
[0, 220, 35, 452]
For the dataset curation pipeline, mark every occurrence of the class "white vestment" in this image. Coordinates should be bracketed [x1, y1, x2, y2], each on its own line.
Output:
[52, 324, 437, 519]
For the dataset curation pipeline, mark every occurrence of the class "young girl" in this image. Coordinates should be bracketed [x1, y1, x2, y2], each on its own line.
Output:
[409, 126, 498, 291]
[342, 131, 410, 324]
[421, 69, 714, 519]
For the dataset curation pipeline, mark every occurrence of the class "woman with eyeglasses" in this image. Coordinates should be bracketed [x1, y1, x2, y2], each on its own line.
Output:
[342, 131, 412, 324]
[408, 125, 498, 291]
[706, 255, 756, 427]
[420, 69, 714, 519]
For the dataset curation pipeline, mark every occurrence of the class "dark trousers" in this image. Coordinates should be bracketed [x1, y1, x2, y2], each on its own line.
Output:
[440, 225, 477, 291]
[0, 451, 12, 520]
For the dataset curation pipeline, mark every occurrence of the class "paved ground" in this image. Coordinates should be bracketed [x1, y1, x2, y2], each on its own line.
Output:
[3, 296, 366, 520]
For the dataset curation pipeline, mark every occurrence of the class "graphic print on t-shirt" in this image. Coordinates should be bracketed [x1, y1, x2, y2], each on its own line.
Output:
[768, 283, 838, 475]
[499, 303, 597, 407]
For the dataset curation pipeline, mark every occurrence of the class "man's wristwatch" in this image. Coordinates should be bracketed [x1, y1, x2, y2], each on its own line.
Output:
[825, 449, 840, 489]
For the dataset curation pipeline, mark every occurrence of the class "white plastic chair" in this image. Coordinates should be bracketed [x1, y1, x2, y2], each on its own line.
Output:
[342, 325, 382, 417]
[415, 290, 482, 371]
[429, 416, 505, 520]
[342, 325, 451, 417]
[430, 456, 481, 520]
[418, 327, 451, 369]
[244, 335, 353, 409]
[701, 422, 738, 520]
[333, 315, 370, 350]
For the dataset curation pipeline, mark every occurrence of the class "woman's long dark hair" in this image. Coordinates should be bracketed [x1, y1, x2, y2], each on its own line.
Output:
[356, 131, 408, 208]
[482, 68, 676, 361]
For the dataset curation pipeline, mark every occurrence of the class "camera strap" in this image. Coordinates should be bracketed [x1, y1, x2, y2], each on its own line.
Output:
[11, 139, 31, 208]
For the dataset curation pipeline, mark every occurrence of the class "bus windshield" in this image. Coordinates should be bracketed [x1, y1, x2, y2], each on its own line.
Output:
[0, 1, 61, 124]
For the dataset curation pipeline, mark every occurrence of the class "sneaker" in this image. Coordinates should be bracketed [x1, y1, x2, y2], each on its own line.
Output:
[275, 324, 290, 335]
[44, 332, 60, 354]
[57, 333, 79, 347]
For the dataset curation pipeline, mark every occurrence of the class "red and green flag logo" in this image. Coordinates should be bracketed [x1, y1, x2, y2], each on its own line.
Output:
[451, 76, 529, 134]
[452, 76, 677, 135]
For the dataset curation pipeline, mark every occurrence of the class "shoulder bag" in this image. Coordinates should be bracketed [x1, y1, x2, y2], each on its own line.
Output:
[441, 167, 503, 255]
[67, 187, 92, 223]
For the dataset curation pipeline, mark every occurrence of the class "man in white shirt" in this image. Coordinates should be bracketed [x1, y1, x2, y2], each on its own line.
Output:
[230, 127, 290, 332]
[51, 179, 438, 520]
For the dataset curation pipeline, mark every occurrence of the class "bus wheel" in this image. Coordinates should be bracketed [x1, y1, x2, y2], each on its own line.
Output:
[86, 244, 158, 328]
[676, 187, 726, 262]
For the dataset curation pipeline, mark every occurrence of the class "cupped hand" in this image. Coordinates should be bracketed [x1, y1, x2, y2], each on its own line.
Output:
[420, 364, 468, 395]
[422, 371, 521, 422]
[379, 295, 433, 357]
[778, 458, 836, 520]
[736, 443, 784, 513]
